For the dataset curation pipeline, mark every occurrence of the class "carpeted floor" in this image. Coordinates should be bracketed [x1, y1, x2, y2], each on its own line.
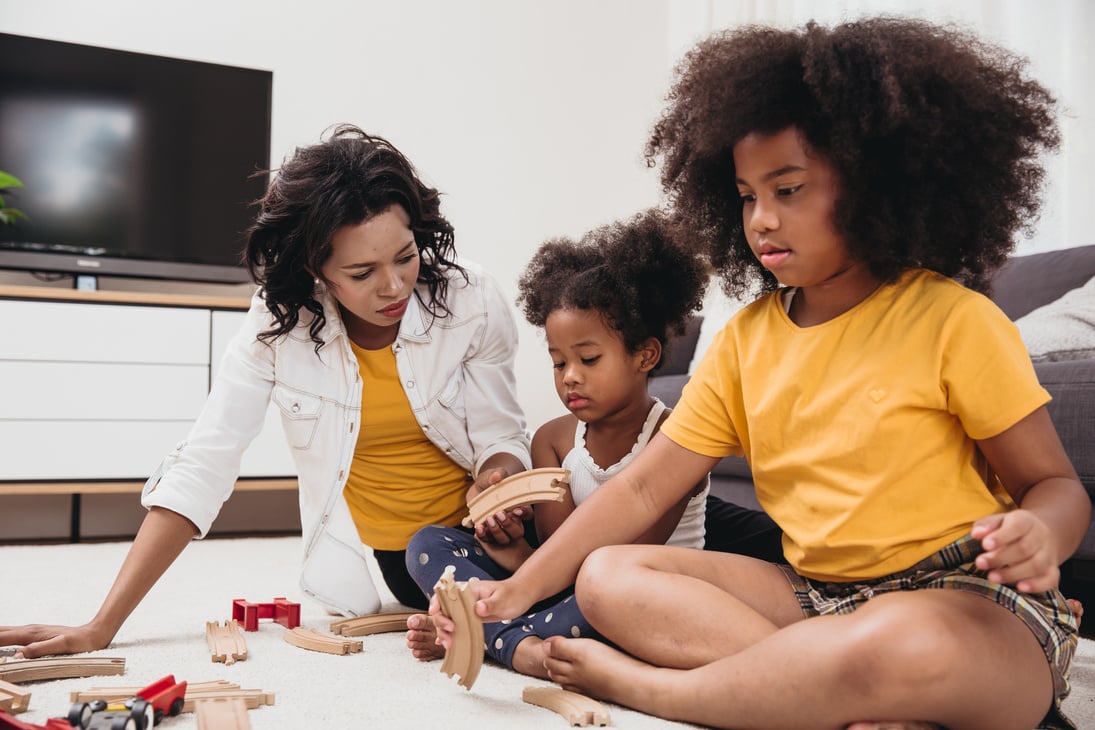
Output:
[1, 536, 1092, 729]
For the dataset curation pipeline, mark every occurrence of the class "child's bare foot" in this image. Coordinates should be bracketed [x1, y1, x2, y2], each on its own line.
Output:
[542, 637, 666, 714]
[405, 613, 445, 661]
[511, 636, 550, 679]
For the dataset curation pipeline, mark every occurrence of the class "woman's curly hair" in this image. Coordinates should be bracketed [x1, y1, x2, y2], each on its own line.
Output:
[244, 124, 464, 348]
[646, 16, 1060, 298]
[517, 209, 707, 371]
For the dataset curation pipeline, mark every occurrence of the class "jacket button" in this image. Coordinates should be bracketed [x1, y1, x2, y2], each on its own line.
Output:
[406, 381, 415, 388]
[291, 403, 301, 413]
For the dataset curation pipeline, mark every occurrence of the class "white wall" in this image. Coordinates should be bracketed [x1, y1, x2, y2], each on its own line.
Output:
[2, 0, 1091, 429]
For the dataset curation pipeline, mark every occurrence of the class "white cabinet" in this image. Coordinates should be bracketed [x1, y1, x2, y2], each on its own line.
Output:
[0, 290, 295, 482]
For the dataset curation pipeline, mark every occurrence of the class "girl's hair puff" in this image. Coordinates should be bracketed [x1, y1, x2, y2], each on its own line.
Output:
[647, 16, 1059, 298]
[244, 124, 464, 349]
[517, 209, 707, 371]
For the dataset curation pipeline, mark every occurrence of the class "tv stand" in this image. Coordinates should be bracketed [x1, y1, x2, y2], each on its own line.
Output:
[0, 285, 298, 541]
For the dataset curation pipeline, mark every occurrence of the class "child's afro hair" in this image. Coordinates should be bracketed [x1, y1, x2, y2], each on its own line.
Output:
[646, 16, 1060, 297]
[517, 209, 707, 371]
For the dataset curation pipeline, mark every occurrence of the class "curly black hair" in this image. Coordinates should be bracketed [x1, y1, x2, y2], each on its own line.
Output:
[646, 16, 1060, 298]
[517, 209, 707, 371]
[244, 124, 465, 348]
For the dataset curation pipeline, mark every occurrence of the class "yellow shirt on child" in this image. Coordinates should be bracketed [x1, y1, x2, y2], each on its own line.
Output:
[343, 341, 472, 551]
[660, 269, 1049, 581]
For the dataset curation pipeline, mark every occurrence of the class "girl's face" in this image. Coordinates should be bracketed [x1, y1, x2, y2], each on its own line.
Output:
[733, 127, 866, 290]
[545, 307, 657, 423]
[320, 204, 420, 349]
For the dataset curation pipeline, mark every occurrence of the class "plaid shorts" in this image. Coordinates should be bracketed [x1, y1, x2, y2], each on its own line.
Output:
[779, 535, 1079, 730]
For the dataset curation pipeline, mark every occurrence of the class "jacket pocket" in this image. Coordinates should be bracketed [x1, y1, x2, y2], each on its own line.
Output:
[272, 386, 323, 449]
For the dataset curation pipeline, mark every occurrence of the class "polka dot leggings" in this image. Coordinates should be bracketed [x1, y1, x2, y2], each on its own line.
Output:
[404, 524, 597, 669]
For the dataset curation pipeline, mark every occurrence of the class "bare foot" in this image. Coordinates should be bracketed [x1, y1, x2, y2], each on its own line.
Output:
[405, 613, 445, 661]
[542, 637, 667, 713]
[510, 636, 550, 679]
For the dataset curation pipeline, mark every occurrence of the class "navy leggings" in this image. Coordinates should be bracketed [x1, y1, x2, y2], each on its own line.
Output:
[405, 525, 595, 669]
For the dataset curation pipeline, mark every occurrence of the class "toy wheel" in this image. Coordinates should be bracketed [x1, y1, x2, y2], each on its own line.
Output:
[169, 697, 185, 716]
[111, 717, 136, 730]
[153, 708, 164, 726]
[67, 701, 93, 729]
[129, 699, 154, 730]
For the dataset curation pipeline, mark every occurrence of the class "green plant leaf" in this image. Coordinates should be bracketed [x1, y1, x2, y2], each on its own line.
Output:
[0, 171, 24, 189]
[0, 207, 28, 225]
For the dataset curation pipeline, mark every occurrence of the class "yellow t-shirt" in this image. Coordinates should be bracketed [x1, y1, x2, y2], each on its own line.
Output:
[661, 269, 1050, 581]
[343, 341, 472, 550]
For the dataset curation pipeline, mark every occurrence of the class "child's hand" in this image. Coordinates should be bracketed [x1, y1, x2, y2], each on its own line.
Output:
[475, 507, 528, 547]
[466, 466, 510, 503]
[971, 510, 1060, 593]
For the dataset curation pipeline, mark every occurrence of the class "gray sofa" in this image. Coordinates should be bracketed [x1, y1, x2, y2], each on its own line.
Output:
[650, 244, 1095, 586]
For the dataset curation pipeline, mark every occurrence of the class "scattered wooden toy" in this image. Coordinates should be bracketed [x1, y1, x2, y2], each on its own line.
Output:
[434, 566, 484, 690]
[462, 468, 570, 529]
[328, 611, 418, 637]
[0, 658, 125, 685]
[205, 621, 247, 666]
[230, 598, 300, 632]
[193, 697, 251, 730]
[282, 628, 361, 655]
[0, 680, 30, 714]
[522, 686, 611, 727]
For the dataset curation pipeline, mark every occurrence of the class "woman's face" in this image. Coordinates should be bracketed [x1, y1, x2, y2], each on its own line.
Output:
[732, 127, 858, 289]
[320, 204, 420, 349]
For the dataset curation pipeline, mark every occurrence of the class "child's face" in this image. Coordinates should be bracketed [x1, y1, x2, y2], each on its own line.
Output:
[545, 307, 652, 423]
[733, 127, 862, 289]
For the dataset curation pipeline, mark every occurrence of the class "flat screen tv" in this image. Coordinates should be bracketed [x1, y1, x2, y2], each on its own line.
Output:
[0, 33, 271, 285]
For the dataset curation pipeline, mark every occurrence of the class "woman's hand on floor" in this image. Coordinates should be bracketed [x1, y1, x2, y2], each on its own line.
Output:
[0, 622, 110, 658]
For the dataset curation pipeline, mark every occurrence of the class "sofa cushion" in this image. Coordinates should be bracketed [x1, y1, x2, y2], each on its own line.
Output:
[658, 316, 704, 376]
[1037, 358, 1095, 496]
[990, 244, 1095, 320]
[1016, 275, 1095, 362]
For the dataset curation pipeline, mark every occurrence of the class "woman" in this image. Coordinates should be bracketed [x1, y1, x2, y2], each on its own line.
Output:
[1, 125, 530, 657]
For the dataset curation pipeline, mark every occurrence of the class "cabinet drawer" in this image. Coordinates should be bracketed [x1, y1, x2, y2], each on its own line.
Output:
[0, 300, 210, 364]
[0, 361, 208, 420]
[0, 420, 194, 480]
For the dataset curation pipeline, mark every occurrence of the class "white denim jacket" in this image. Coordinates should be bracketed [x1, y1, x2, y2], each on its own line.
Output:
[143, 260, 531, 616]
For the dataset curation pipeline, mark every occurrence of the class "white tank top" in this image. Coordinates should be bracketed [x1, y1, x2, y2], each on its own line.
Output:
[561, 398, 707, 548]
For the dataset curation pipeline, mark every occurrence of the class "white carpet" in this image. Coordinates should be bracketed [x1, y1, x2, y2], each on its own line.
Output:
[1, 536, 1093, 729]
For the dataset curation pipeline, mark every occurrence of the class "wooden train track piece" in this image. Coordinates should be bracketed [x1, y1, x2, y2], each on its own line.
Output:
[0, 656, 125, 684]
[73, 681, 274, 713]
[522, 686, 612, 726]
[329, 611, 419, 637]
[283, 627, 362, 655]
[206, 620, 248, 665]
[462, 467, 570, 528]
[434, 565, 484, 690]
[0, 679, 30, 713]
[195, 696, 252, 730]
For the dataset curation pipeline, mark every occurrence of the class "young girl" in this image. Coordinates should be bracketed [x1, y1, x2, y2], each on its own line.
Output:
[404, 209, 709, 677]
[434, 18, 1088, 730]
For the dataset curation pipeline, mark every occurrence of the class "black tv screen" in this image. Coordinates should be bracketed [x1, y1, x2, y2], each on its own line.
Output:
[0, 33, 271, 284]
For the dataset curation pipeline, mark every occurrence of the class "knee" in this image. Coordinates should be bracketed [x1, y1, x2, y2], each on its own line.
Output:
[404, 526, 469, 579]
[575, 545, 642, 626]
[836, 603, 963, 691]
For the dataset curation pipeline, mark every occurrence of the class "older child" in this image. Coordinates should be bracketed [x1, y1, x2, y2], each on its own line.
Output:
[437, 18, 1088, 730]
[404, 209, 709, 677]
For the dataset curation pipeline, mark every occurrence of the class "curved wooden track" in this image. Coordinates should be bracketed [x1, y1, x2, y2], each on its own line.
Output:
[0, 656, 125, 683]
[195, 696, 251, 730]
[329, 611, 418, 637]
[462, 467, 570, 528]
[434, 566, 484, 690]
[206, 620, 248, 665]
[283, 627, 362, 655]
[522, 686, 611, 726]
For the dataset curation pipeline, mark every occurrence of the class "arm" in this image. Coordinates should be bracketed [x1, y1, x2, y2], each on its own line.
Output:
[472, 433, 718, 622]
[0, 507, 197, 657]
[463, 269, 532, 475]
[972, 406, 1090, 593]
